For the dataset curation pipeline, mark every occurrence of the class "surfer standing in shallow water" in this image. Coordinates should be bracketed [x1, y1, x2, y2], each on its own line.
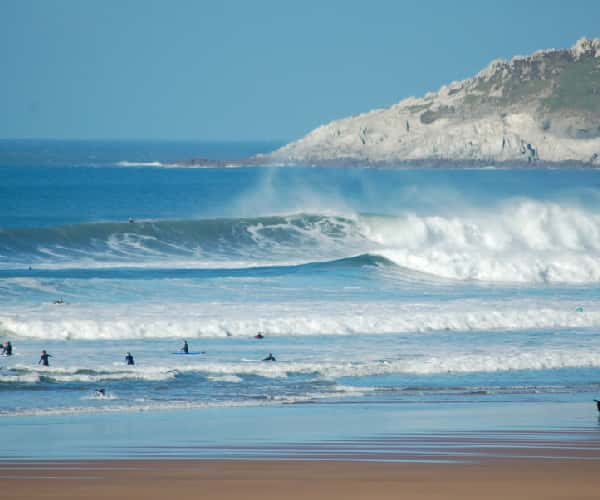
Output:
[1, 341, 12, 356]
[38, 350, 52, 366]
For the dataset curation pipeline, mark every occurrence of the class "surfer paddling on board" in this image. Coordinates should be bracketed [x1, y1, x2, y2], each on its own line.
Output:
[181, 340, 189, 354]
[263, 353, 276, 362]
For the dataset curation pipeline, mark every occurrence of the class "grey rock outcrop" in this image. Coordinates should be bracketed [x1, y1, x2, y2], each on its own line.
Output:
[265, 38, 600, 166]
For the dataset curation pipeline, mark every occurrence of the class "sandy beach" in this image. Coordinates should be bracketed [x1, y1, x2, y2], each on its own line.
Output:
[2, 456, 600, 500]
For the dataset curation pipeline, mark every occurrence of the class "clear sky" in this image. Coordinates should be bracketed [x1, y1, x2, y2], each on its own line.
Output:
[1, 0, 599, 141]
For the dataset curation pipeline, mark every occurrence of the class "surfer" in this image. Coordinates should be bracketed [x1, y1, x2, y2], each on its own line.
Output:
[53, 298, 64, 305]
[255, 332, 264, 339]
[95, 388, 106, 397]
[125, 352, 135, 365]
[263, 353, 276, 362]
[181, 340, 189, 354]
[1, 341, 12, 356]
[38, 350, 52, 367]
[129, 217, 135, 223]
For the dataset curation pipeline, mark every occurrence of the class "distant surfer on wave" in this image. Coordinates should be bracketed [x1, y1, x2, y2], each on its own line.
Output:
[263, 353, 276, 362]
[1, 341, 12, 356]
[38, 350, 52, 366]
[125, 352, 135, 365]
[181, 340, 189, 354]
[255, 332, 264, 339]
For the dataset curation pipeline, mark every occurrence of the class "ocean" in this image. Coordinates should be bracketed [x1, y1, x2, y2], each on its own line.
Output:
[1, 140, 600, 458]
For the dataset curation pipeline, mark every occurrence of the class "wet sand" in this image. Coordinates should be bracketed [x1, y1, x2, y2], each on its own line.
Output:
[2, 457, 600, 500]
[3, 404, 599, 499]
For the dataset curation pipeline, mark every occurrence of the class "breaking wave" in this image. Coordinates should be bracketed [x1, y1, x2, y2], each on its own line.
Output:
[0, 299, 596, 340]
[3, 349, 600, 387]
[2, 200, 600, 283]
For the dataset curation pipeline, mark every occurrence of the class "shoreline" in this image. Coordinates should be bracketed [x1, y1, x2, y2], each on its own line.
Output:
[170, 156, 600, 169]
[2, 401, 599, 461]
[3, 403, 599, 498]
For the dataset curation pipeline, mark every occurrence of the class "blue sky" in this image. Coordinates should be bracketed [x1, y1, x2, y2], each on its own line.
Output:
[1, 0, 599, 141]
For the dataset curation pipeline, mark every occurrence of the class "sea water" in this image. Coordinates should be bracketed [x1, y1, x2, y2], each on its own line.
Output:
[1, 140, 600, 423]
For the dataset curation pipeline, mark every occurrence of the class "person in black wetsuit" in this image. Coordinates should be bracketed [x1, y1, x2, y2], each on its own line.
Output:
[38, 350, 52, 366]
[125, 352, 135, 365]
[263, 353, 276, 362]
[181, 340, 189, 354]
[1, 341, 12, 356]
[255, 333, 264, 339]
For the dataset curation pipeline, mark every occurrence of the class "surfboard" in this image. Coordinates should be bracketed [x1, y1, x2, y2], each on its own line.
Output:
[171, 351, 205, 355]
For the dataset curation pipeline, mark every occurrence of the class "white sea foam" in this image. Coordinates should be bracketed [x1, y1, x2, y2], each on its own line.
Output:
[193, 352, 600, 378]
[1, 278, 60, 295]
[0, 373, 41, 383]
[81, 391, 118, 400]
[358, 200, 600, 283]
[0, 399, 265, 417]
[2, 345, 600, 400]
[0, 393, 344, 417]
[207, 375, 243, 383]
[116, 161, 164, 167]
[3, 364, 178, 383]
[1, 298, 598, 340]
[5, 345, 600, 387]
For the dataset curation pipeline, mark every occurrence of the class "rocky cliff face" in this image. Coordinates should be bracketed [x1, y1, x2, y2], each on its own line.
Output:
[267, 38, 600, 166]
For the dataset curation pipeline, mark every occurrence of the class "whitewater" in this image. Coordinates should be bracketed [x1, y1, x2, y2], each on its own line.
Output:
[1, 140, 600, 418]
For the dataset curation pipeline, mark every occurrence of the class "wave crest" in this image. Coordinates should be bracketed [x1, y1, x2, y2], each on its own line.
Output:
[3, 200, 600, 283]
